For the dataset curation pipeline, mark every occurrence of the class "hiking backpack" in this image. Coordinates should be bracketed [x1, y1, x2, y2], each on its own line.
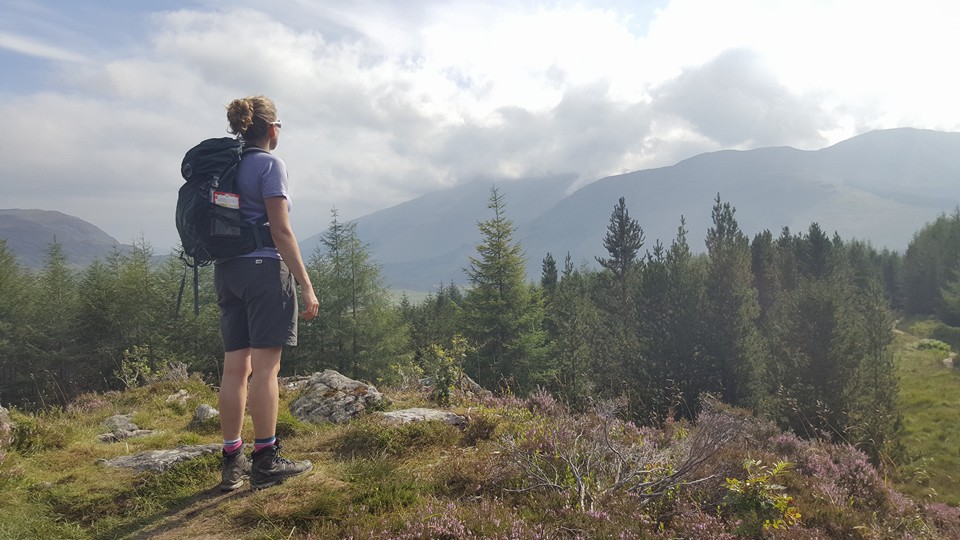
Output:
[175, 137, 274, 315]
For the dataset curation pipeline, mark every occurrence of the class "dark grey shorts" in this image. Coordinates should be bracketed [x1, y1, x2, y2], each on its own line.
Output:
[214, 257, 298, 352]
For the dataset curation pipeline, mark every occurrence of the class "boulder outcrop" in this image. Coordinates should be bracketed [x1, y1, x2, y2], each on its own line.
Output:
[290, 370, 386, 424]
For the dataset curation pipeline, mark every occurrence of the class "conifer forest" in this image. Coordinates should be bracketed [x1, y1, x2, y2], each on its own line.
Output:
[4, 188, 960, 469]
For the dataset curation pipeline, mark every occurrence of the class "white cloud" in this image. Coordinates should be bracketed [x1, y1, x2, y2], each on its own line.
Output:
[2, 0, 960, 251]
[0, 31, 89, 63]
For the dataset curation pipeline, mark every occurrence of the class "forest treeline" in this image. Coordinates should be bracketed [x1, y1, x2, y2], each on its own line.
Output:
[4, 190, 960, 465]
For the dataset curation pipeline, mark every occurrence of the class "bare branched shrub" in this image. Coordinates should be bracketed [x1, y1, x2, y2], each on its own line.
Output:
[500, 395, 747, 512]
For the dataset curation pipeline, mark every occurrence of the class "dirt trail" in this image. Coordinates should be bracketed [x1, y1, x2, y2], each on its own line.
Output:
[121, 487, 251, 540]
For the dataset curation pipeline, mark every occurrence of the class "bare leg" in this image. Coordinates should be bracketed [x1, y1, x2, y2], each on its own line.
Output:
[248, 346, 283, 440]
[219, 348, 252, 441]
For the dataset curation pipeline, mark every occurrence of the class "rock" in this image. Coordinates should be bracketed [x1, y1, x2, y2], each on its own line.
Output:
[0, 406, 13, 447]
[99, 444, 221, 472]
[290, 369, 387, 424]
[379, 407, 467, 427]
[194, 404, 219, 423]
[279, 375, 312, 391]
[165, 389, 189, 405]
[98, 429, 158, 443]
[103, 413, 138, 433]
[98, 413, 156, 443]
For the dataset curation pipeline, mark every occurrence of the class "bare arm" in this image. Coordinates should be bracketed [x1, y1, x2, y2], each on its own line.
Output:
[264, 196, 319, 321]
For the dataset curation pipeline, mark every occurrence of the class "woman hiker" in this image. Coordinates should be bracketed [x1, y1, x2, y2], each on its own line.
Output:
[217, 95, 319, 491]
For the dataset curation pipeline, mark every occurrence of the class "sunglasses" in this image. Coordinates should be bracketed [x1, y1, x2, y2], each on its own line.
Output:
[270, 120, 282, 129]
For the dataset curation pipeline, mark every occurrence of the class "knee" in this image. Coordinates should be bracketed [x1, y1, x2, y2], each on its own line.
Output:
[250, 361, 281, 380]
[223, 363, 252, 382]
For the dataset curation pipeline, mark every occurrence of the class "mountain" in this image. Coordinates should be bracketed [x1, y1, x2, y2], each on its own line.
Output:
[8, 128, 960, 287]
[316, 128, 960, 291]
[300, 175, 577, 290]
[0, 209, 130, 268]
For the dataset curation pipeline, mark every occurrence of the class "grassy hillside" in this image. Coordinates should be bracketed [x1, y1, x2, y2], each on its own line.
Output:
[894, 318, 960, 506]
[2, 325, 960, 539]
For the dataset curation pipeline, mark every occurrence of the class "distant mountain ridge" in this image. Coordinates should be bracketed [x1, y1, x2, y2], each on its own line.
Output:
[0, 209, 130, 268]
[302, 128, 960, 291]
[8, 129, 960, 288]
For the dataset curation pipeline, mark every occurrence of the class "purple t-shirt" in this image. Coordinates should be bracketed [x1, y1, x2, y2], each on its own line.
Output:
[236, 148, 291, 259]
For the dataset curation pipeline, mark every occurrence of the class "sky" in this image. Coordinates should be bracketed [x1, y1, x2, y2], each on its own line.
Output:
[3, 0, 960, 252]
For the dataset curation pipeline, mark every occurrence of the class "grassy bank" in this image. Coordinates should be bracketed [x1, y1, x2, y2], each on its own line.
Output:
[895, 318, 960, 505]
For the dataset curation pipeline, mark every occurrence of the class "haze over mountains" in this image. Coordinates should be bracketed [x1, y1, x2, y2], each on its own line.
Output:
[304, 127, 960, 290]
[0, 209, 133, 268]
[4, 128, 960, 291]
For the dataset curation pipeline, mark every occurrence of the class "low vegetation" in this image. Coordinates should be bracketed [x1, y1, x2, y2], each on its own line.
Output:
[2, 319, 959, 540]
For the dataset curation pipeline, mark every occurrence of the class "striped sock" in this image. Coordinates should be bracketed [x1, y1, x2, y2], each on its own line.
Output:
[223, 438, 243, 454]
[254, 436, 277, 451]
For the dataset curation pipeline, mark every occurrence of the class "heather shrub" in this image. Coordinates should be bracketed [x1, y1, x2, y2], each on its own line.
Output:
[460, 408, 500, 446]
[66, 392, 111, 415]
[375, 499, 556, 540]
[665, 499, 737, 539]
[432, 446, 513, 498]
[501, 397, 746, 513]
[830, 444, 891, 511]
[924, 502, 960, 538]
[524, 387, 564, 416]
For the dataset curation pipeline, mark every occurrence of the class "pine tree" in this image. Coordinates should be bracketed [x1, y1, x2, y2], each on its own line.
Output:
[545, 253, 595, 408]
[702, 195, 766, 410]
[768, 273, 863, 442]
[851, 278, 902, 464]
[751, 229, 780, 322]
[663, 218, 706, 418]
[596, 196, 645, 284]
[463, 186, 547, 391]
[541, 252, 558, 292]
[901, 210, 960, 314]
[636, 240, 671, 421]
[591, 196, 645, 402]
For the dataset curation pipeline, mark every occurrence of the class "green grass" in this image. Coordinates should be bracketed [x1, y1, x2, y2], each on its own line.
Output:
[894, 327, 960, 505]
[4, 332, 960, 538]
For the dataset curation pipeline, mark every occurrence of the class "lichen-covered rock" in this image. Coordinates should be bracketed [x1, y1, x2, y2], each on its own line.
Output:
[98, 429, 158, 443]
[378, 407, 467, 427]
[99, 444, 221, 472]
[290, 369, 386, 424]
[103, 413, 138, 433]
[165, 389, 189, 405]
[98, 413, 157, 442]
[194, 404, 219, 423]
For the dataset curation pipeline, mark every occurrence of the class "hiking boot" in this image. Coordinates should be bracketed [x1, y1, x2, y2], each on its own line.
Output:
[220, 446, 250, 492]
[250, 440, 312, 490]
